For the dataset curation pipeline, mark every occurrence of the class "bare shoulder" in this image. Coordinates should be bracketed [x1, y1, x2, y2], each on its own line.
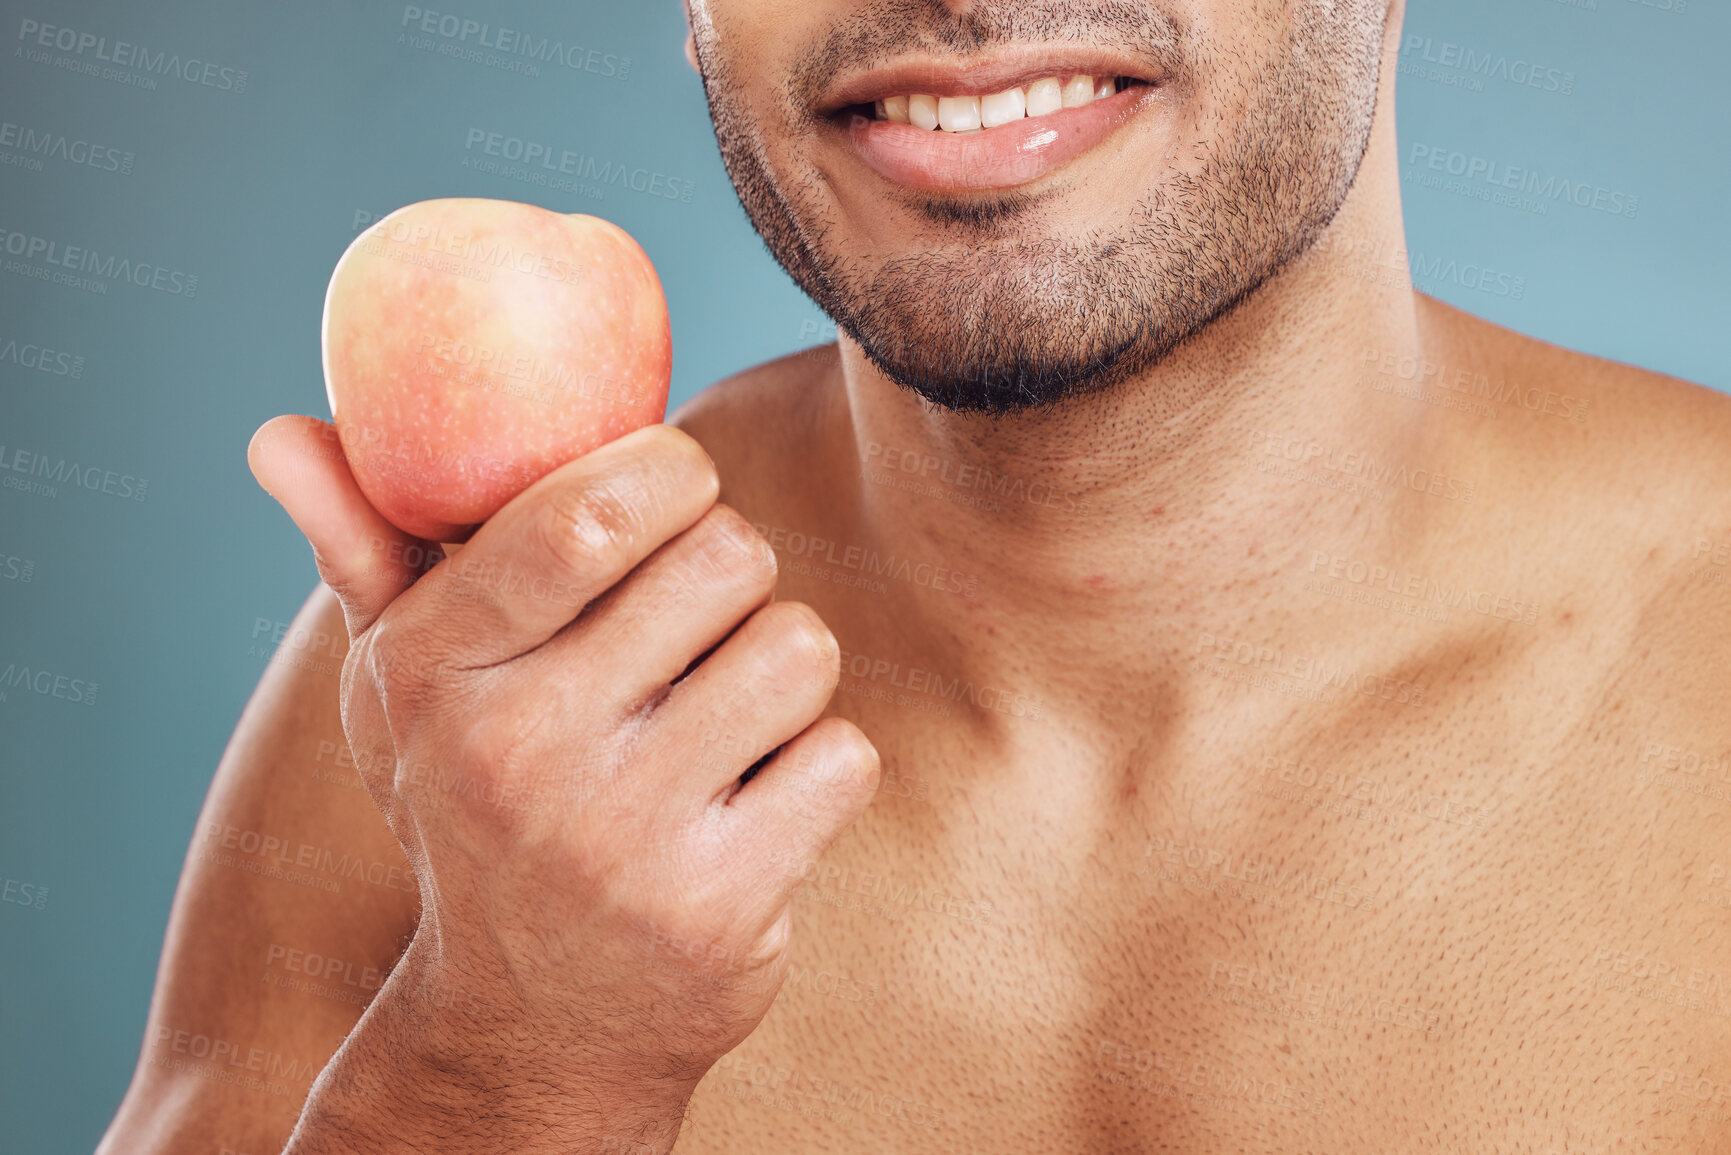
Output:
[668, 341, 845, 515]
[1427, 295, 1731, 736]
[1422, 293, 1731, 540]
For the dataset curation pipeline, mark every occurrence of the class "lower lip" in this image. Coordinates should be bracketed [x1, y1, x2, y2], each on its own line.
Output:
[840, 85, 1154, 192]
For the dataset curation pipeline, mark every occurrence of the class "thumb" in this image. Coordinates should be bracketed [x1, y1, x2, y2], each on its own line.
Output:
[248, 414, 438, 636]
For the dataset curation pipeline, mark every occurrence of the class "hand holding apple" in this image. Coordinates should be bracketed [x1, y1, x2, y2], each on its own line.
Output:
[321, 198, 671, 542]
[246, 199, 880, 1155]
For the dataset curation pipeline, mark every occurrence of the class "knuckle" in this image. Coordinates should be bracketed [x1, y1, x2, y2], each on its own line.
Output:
[363, 617, 421, 692]
[757, 601, 839, 680]
[448, 705, 542, 788]
[823, 719, 881, 792]
[369, 617, 442, 683]
[358, 614, 465, 728]
[755, 909, 794, 961]
[644, 424, 720, 500]
[540, 479, 644, 578]
[693, 505, 777, 591]
[800, 720, 881, 803]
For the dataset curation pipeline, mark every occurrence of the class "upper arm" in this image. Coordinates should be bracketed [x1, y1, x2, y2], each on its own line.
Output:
[98, 584, 420, 1155]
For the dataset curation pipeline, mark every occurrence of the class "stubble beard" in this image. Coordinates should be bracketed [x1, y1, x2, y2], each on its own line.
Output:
[697, 1, 1387, 415]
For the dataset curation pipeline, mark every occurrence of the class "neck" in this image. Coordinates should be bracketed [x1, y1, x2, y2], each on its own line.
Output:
[814, 78, 1459, 732]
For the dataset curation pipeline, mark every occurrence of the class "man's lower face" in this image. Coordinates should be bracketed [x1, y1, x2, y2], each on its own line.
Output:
[692, 0, 1391, 414]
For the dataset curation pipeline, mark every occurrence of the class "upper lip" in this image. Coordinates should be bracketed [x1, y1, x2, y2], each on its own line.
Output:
[816, 45, 1167, 114]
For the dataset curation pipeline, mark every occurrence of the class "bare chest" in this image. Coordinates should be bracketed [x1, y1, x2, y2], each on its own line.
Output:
[673, 662, 1731, 1154]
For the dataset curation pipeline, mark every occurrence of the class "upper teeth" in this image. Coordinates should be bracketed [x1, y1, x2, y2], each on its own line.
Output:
[875, 75, 1122, 132]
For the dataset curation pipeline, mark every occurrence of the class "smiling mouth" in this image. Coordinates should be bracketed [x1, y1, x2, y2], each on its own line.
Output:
[827, 73, 1162, 193]
[836, 74, 1153, 134]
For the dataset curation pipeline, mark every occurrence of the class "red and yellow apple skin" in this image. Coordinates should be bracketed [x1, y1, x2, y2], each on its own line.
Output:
[322, 198, 671, 542]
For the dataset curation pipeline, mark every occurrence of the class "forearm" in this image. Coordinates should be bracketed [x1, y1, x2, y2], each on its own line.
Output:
[284, 947, 696, 1155]
[99, 586, 420, 1155]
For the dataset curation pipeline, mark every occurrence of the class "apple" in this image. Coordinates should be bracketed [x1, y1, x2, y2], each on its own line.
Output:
[322, 198, 671, 542]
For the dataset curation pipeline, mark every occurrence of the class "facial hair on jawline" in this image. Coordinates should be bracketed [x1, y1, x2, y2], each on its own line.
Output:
[694, 0, 1388, 415]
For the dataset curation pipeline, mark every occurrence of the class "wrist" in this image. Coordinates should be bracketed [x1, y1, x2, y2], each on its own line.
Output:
[284, 946, 696, 1155]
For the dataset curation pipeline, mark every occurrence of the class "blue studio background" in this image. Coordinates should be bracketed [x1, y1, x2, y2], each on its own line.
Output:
[1, 0, 1725, 1150]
